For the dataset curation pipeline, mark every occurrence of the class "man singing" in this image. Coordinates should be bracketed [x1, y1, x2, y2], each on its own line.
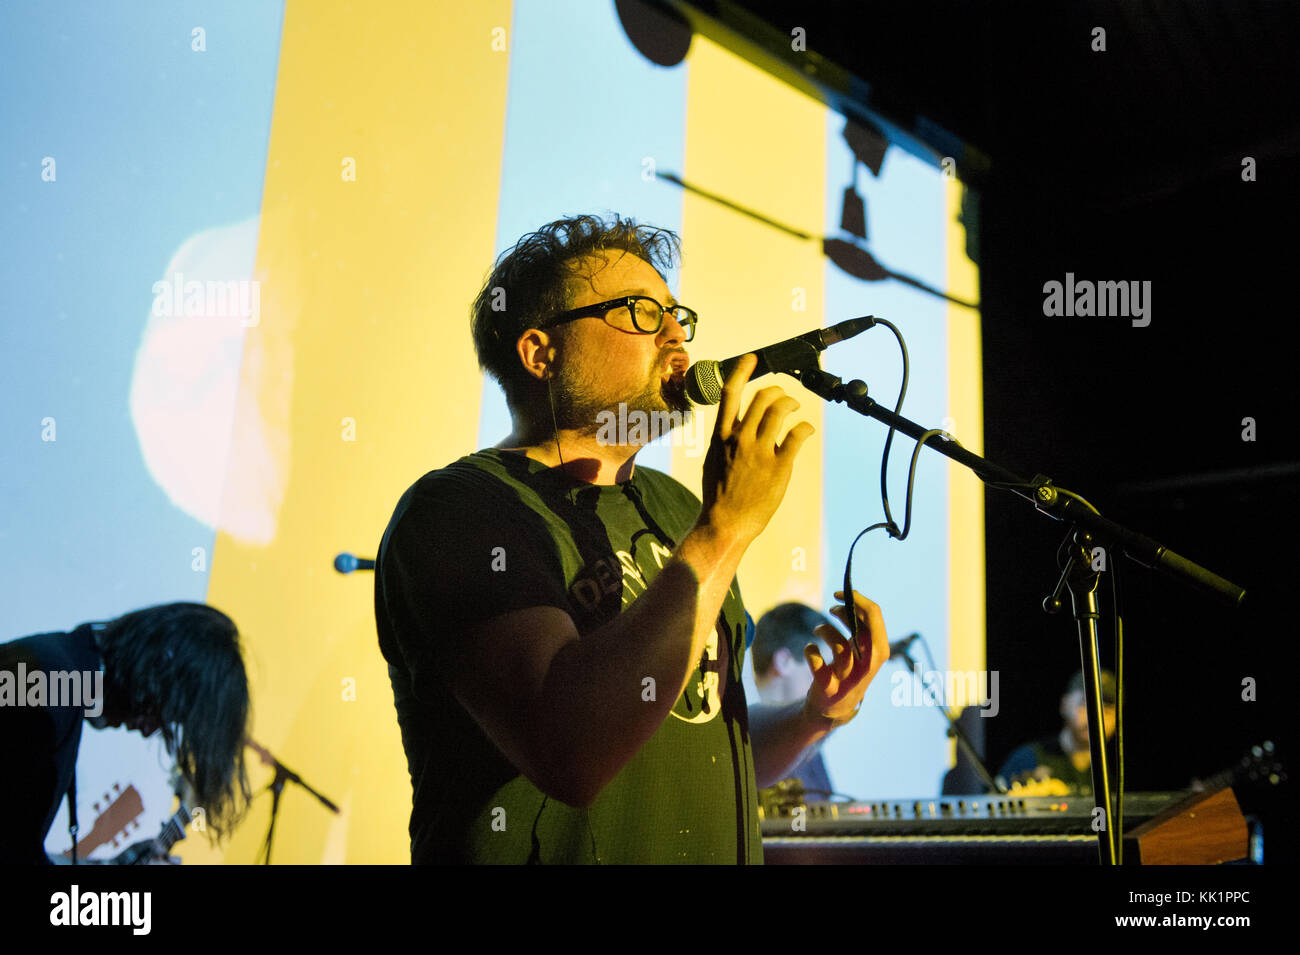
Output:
[374, 214, 890, 863]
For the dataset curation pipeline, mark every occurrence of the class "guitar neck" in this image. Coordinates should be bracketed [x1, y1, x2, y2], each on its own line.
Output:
[152, 805, 191, 855]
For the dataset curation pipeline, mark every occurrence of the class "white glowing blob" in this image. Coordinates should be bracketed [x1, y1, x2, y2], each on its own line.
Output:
[129, 216, 292, 545]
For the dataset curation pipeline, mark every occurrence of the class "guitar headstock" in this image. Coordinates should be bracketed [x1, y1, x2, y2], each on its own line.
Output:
[60, 782, 144, 859]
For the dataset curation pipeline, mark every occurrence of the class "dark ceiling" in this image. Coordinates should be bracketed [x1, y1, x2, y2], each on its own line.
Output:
[716, 0, 1300, 210]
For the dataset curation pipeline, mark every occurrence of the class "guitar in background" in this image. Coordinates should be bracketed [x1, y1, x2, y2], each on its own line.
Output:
[53, 769, 195, 865]
[1190, 740, 1286, 794]
[56, 781, 144, 862]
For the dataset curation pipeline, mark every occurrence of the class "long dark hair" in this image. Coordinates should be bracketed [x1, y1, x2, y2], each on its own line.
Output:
[97, 602, 251, 841]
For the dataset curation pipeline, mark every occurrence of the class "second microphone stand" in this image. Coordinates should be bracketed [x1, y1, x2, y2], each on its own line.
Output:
[246, 737, 340, 865]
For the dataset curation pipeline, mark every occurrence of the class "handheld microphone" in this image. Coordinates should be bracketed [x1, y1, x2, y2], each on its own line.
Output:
[334, 553, 376, 574]
[684, 315, 875, 405]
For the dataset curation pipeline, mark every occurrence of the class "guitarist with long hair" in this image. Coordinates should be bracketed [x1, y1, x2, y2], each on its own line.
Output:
[0, 602, 252, 864]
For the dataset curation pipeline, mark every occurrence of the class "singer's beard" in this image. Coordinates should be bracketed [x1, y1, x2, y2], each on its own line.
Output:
[551, 350, 692, 438]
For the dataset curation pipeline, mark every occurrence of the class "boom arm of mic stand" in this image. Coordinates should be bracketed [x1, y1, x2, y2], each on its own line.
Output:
[794, 366, 1246, 605]
[796, 361, 1243, 864]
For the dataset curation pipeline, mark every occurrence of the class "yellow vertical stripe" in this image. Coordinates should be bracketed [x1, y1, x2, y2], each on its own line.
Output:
[944, 180, 985, 684]
[675, 36, 826, 618]
[198, 0, 511, 863]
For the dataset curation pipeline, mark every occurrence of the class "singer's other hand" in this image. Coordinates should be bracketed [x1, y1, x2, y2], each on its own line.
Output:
[805, 591, 889, 725]
[699, 353, 815, 547]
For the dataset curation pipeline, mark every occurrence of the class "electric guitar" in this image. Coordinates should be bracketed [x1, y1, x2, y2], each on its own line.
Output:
[57, 781, 144, 861]
[53, 771, 195, 865]
[116, 769, 196, 865]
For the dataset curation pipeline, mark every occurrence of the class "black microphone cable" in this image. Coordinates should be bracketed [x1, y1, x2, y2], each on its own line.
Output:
[841, 319, 961, 654]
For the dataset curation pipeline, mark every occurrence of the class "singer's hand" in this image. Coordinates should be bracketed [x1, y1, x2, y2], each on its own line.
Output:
[699, 353, 815, 547]
[804, 591, 889, 726]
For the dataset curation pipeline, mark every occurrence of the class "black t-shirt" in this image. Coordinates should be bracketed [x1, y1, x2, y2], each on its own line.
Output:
[375, 449, 762, 863]
[0, 624, 102, 864]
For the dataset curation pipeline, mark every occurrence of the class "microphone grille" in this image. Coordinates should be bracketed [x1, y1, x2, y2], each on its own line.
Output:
[685, 360, 724, 406]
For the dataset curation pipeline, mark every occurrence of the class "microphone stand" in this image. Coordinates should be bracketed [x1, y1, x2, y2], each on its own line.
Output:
[893, 648, 1005, 794]
[246, 737, 340, 865]
[793, 362, 1245, 865]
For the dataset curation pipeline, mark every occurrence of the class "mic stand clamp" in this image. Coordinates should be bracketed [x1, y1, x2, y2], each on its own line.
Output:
[1057, 527, 1120, 865]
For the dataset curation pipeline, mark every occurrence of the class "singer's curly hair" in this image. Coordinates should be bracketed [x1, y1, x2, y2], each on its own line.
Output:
[96, 602, 251, 842]
[470, 213, 682, 412]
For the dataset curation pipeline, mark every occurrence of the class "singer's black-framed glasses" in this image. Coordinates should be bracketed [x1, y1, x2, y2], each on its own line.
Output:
[540, 296, 697, 342]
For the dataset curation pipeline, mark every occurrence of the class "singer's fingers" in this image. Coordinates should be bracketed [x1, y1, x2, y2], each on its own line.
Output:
[814, 619, 844, 646]
[735, 386, 786, 443]
[833, 591, 888, 669]
[827, 603, 861, 656]
[819, 626, 854, 679]
[716, 353, 758, 441]
[778, 420, 816, 458]
[804, 643, 828, 682]
[833, 591, 885, 631]
[753, 394, 802, 447]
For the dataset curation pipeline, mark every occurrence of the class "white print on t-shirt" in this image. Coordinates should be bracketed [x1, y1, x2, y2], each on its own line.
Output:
[670, 626, 722, 725]
[569, 554, 624, 613]
[568, 540, 725, 724]
[569, 538, 674, 616]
